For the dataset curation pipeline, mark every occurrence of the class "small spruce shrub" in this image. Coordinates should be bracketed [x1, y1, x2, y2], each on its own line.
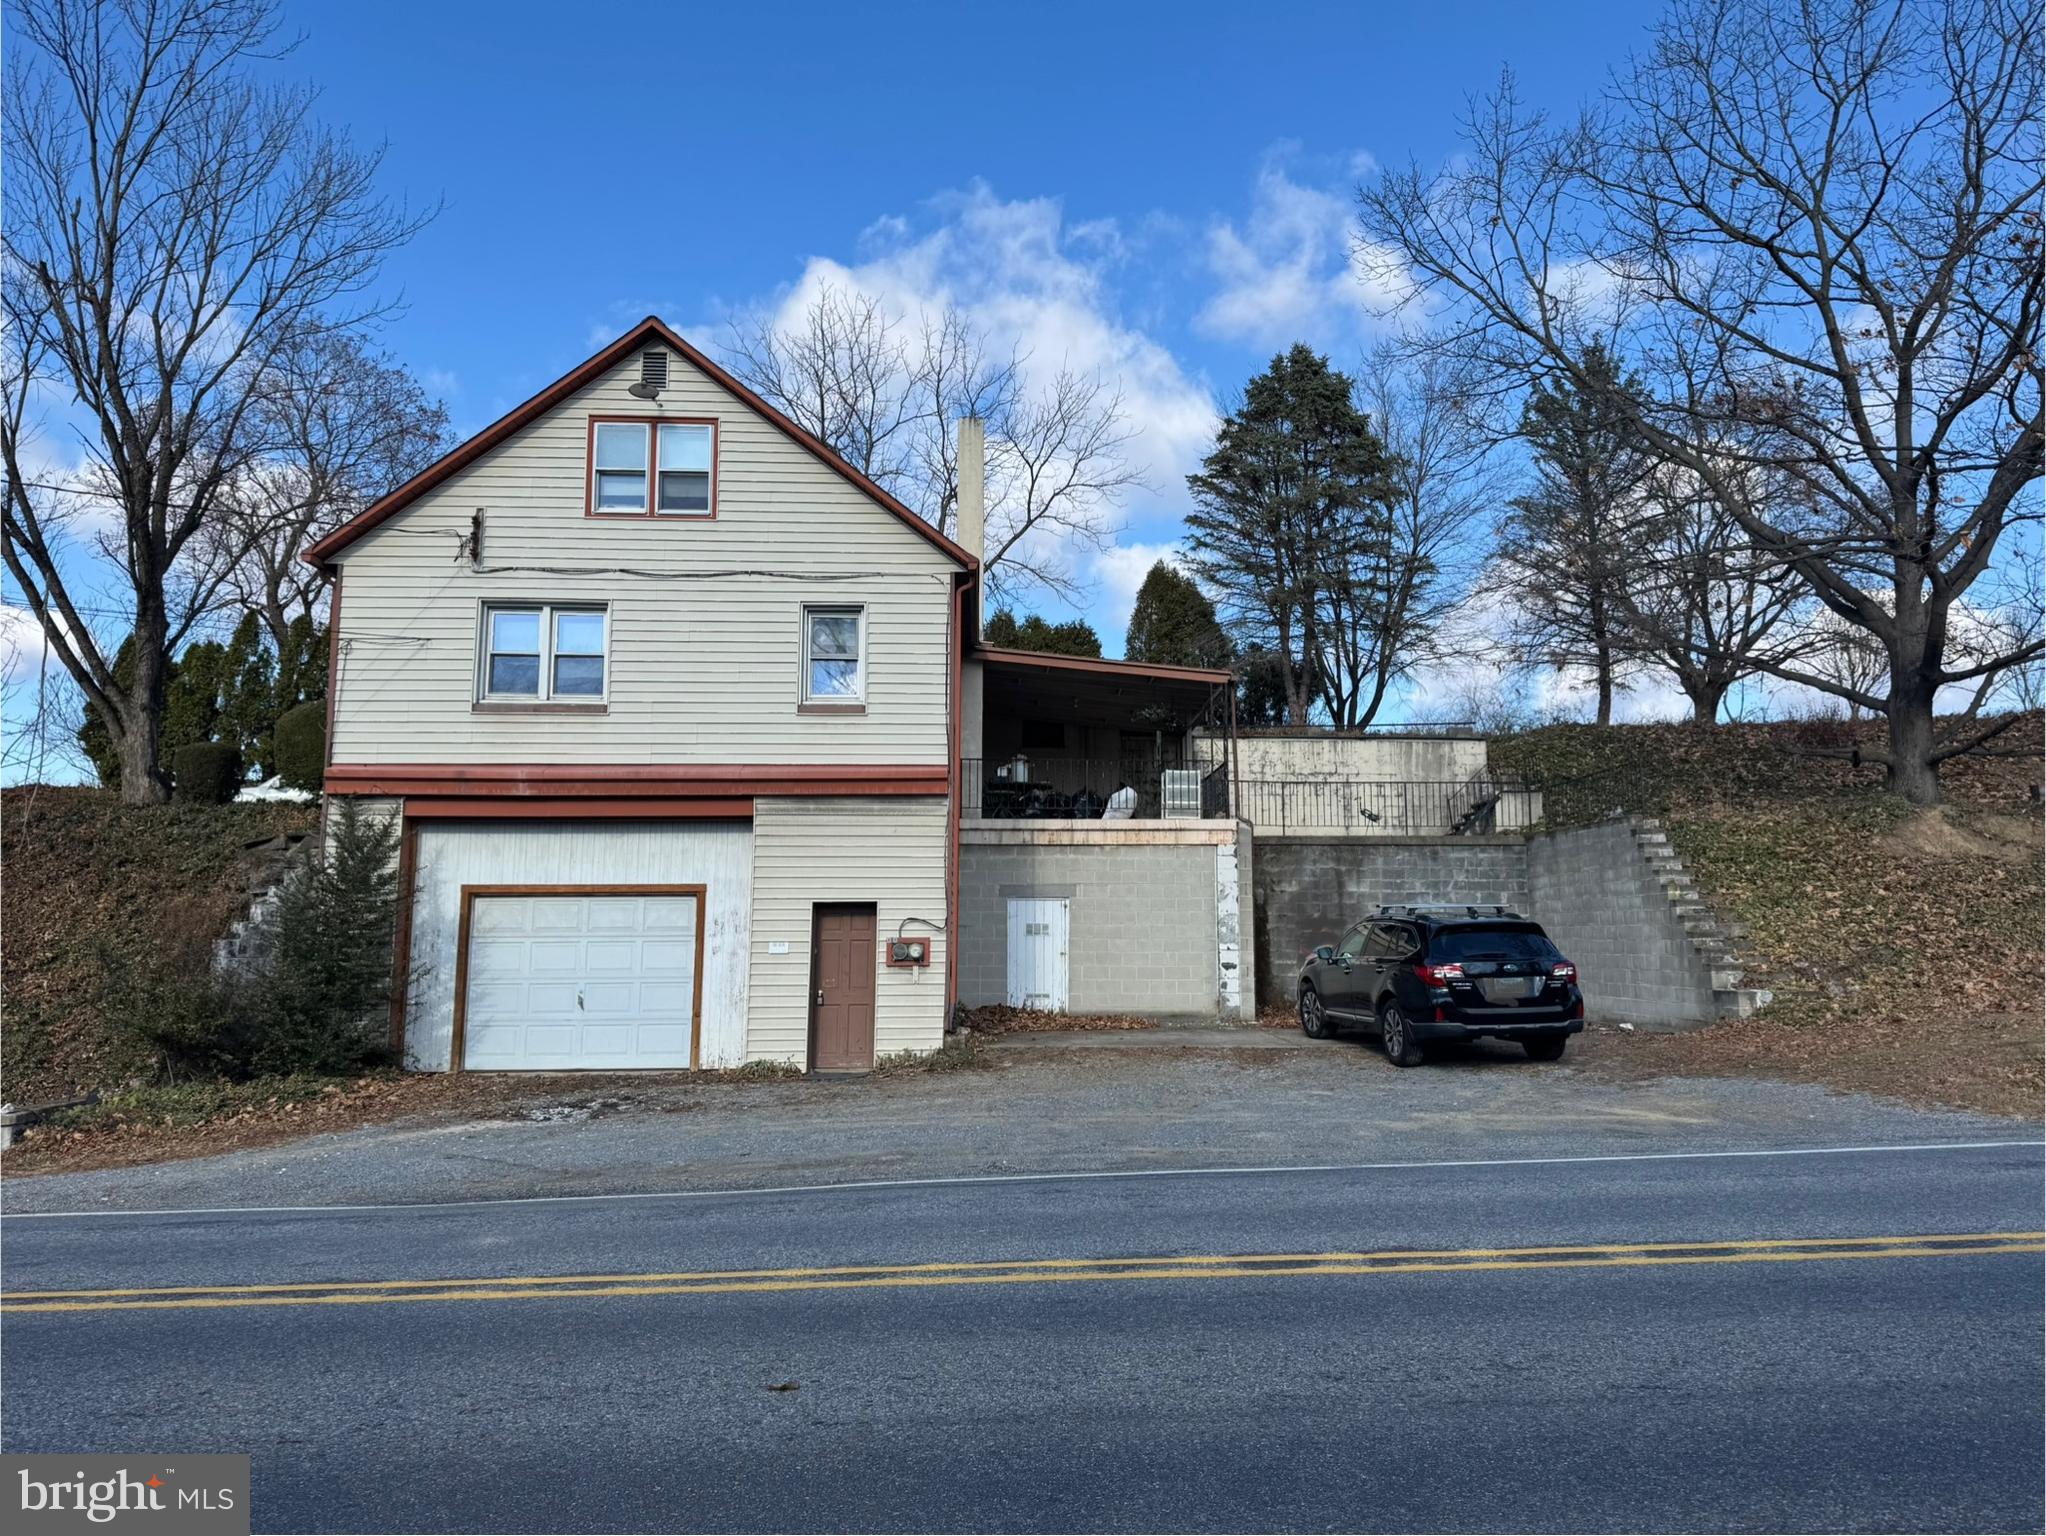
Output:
[100, 799, 401, 1081]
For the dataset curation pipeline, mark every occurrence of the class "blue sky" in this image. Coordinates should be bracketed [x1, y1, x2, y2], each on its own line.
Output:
[273, 0, 1647, 649]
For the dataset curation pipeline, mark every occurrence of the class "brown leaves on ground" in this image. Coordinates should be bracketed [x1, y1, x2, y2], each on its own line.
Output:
[2, 787, 319, 1103]
[1580, 798, 2043, 1121]
[964, 1005, 1160, 1034]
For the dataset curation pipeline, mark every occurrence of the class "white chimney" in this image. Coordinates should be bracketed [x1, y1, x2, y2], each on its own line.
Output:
[956, 416, 986, 637]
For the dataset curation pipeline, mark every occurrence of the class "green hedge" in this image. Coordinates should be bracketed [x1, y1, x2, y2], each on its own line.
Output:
[274, 699, 326, 793]
[171, 741, 243, 805]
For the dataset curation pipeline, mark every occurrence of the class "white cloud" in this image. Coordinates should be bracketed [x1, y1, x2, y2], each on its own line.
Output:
[1195, 149, 1414, 352]
[734, 183, 1219, 508]
[0, 601, 56, 676]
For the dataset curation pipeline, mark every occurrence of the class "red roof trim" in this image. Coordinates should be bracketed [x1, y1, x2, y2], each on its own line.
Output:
[302, 316, 976, 570]
[969, 644, 1234, 687]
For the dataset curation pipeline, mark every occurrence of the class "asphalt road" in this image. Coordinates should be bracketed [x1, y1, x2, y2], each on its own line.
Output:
[5, 1139, 2041, 1533]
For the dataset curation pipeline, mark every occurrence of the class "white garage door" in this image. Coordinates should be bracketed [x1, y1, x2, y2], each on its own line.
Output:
[460, 889, 701, 1070]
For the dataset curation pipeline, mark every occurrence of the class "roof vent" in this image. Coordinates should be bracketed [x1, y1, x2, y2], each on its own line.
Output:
[627, 349, 667, 400]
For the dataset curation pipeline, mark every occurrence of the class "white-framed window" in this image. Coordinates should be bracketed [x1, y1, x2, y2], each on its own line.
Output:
[657, 422, 713, 513]
[802, 604, 865, 705]
[589, 418, 716, 517]
[480, 603, 608, 702]
[591, 423, 648, 512]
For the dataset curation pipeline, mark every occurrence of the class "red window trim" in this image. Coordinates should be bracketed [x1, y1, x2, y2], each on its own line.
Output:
[586, 414, 719, 520]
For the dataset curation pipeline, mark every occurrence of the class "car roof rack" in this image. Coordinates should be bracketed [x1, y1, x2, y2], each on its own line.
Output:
[1373, 904, 1526, 921]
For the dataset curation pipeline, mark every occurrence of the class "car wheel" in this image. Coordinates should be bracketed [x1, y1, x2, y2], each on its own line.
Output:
[1379, 1001, 1424, 1067]
[1299, 986, 1334, 1039]
[1523, 1035, 1568, 1061]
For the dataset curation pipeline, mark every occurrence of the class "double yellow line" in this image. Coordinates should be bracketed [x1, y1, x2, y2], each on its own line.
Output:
[6, 1231, 2038, 1315]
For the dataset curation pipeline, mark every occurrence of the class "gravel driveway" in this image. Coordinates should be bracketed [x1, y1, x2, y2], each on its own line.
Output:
[3, 1035, 2026, 1215]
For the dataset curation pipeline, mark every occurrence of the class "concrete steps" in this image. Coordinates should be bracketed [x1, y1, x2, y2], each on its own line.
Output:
[1625, 817, 1769, 1020]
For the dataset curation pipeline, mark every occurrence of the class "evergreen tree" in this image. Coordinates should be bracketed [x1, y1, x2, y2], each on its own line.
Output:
[984, 609, 1103, 657]
[78, 617, 327, 784]
[1184, 345, 1396, 725]
[1124, 562, 1233, 669]
[1234, 648, 1294, 727]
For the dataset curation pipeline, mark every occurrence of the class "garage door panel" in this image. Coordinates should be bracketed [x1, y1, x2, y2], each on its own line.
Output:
[460, 888, 704, 1070]
[472, 902, 530, 934]
[529, 899, 589, 931]
[641, 898, 697, 931]
[636, 1024, 690, 1054]
[583, 939, 640, 974]
[580, 1024, 634, 1056]
[528, 940, 586, 973]
[524, 981, 580, 1012]
[579, 980, 636, 1014]
[638, 980, 693, 1013]
[639, 939, 697, 973]
[469, 981, 529, 1013]
[471, 936, 530, 971]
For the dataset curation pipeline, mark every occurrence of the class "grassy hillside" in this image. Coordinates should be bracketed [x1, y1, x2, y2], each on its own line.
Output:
[2, 787, 318, 1104]
[1493, 715, 2043, 1117]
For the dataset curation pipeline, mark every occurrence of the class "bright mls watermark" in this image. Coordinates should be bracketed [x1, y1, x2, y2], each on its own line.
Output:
[5, 1456, 248, 1536]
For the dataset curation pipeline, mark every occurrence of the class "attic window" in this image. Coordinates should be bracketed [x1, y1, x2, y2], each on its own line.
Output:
[588, 417, 717, 518]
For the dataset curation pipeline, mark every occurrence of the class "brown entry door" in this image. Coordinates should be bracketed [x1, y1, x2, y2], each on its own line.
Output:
[810, 904, 877, 1071]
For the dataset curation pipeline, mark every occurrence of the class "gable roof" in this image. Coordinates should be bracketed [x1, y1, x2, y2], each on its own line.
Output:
[301, 316, 977, 570]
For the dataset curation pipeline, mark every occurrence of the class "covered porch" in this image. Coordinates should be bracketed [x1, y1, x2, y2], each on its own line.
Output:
[959, 647, 1238, 820]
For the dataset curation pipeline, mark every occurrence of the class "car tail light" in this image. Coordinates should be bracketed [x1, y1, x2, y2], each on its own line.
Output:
[1414, 961, 1465, 986]
[1551, 962, 1577, 982]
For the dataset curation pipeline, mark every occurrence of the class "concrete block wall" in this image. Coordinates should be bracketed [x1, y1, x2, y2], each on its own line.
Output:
[1251, 836, 1531, 1005]
[959, 837, 1233, 1017]
[1525, 818, 1737, 1029]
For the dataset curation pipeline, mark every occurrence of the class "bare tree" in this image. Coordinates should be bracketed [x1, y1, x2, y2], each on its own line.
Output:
[1492, 343, 1658, 724]
[1623, 446, 1815, 722]
[979, 368, 1142, 607]
[202, 329, 453, 652]
[724, 285, 929, 493]
[1, 0, 428, 804]
[1358, 0, 2043, 803]
[1323, 347, 1506, 726]
[726, 283, 1134, 605]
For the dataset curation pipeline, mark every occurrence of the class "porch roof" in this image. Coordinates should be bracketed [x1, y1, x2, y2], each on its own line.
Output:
[971, 645, 1232, 733]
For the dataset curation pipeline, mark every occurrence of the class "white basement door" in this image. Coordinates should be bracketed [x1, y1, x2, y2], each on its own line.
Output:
[462, 891, 700, 1069]
[1006, 896, 1070, 1012]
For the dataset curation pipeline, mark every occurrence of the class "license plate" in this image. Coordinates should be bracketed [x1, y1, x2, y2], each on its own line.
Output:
[1478, 977, 1539, 1003]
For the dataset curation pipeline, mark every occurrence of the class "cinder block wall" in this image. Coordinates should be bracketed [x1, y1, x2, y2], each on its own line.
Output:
[1251, 836, 1531, 1005]
[1525, 820, 1722, 1028]
[959, 842, 1223, 1016]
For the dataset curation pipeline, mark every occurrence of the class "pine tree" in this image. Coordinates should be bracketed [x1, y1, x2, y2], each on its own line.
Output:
[1124, 563, 1233, 669]
[1184, 345, 1396, 725]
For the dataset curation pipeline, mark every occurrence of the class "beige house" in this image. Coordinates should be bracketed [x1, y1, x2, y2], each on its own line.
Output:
[313, 316, 1246, 1074]
[313, 317, 975, 1073]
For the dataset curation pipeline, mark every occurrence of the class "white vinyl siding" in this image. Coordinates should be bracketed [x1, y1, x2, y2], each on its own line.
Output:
[329, 347, 956, 766]
[404, 821, 752, 1071]
[748, 797, 948, 1066]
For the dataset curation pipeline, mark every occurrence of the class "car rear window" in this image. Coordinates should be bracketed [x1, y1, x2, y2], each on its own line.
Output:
[1431, 926, 1558, 961]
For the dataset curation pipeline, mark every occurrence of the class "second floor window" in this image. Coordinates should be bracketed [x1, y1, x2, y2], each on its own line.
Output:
[482, 604, 607, 702]
[590, 419, 716, 517]
[803, 605, 864, 704]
